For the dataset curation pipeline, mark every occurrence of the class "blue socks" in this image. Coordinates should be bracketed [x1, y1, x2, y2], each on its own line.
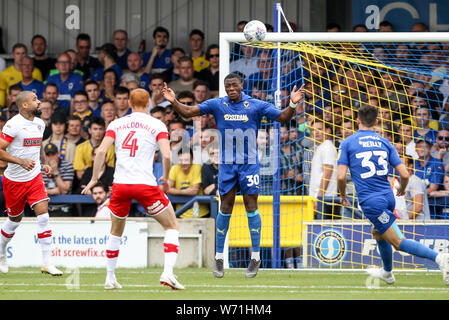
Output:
[247, 210, 261, 255]
[215, 211, 231, 254]
[377, 239, 393, 272]
[215, 209, 261, 261]
[399, 239, 438, 262]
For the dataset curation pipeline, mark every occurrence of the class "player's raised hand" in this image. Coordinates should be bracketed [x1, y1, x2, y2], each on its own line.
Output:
[290, 83, 305, 104]
[19, 158, 35, 171]
[161, 82, 176, 104]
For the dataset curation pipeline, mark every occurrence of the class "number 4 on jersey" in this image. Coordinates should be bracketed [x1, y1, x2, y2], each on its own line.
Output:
[122, 131, 139, 157]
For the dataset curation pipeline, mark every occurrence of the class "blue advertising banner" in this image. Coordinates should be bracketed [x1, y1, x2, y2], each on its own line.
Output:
[352, 0, 449, 32]
[305, 222, 449, 269]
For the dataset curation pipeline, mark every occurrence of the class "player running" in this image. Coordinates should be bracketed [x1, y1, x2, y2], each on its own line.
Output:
[0, 91, 62, 276]
[82, 88, 184, 290]
[162, 73, 304, 278]
[337, 103, 449, 285]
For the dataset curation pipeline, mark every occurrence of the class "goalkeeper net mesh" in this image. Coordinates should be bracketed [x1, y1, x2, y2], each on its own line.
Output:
[226, 39, 449, 270]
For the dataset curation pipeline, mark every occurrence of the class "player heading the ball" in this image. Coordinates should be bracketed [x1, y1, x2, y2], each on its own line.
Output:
[162, 73, 305, 278]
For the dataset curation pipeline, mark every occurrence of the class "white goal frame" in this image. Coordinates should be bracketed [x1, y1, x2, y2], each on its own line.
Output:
[218, 31, 449, 271]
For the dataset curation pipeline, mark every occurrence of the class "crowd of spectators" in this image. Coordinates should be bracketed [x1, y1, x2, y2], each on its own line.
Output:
[0, 20, 448, 222]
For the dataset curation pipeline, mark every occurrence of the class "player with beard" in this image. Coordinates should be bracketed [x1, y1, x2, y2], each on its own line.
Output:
[0, 91, 62, 276]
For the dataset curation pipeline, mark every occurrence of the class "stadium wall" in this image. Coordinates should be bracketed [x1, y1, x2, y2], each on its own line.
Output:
[0, 217, 215, 269]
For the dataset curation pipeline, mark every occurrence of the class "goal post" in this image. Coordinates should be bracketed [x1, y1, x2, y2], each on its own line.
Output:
[219, 29, 449, 270]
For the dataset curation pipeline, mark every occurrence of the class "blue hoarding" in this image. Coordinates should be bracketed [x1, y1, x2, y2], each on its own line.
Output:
[352, 0, 449, 32]
[305, 222, 449, 269]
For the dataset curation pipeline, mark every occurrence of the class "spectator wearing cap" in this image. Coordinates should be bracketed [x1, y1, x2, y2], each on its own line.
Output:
[43, 112, 76, 164]
[414, 137, 445, 194]
[89, 43, 122, 83]
[42, 142, 75, 217]
[45, 52, 84, 112]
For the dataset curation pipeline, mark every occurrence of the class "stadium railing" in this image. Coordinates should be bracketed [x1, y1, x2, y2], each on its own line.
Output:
[48, 194, 219, 218]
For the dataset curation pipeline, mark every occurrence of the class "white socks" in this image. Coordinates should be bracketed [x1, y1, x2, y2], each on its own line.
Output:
[251, 251, 260, 261]
[163, 229, 179, 277]
[106, 234, 121, 281]
[37, 213, 52, 266]
[0, 219, 21, 256]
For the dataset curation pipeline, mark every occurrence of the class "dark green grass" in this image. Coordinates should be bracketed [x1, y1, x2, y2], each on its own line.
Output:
[0, 267, 447, 300]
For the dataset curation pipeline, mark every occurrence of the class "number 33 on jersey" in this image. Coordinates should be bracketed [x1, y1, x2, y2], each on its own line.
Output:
[337, 130, 402, 204]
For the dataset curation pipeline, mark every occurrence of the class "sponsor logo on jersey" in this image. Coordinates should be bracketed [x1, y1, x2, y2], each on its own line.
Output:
[224, 114, 249, 122]
[23, 137, 42, 147]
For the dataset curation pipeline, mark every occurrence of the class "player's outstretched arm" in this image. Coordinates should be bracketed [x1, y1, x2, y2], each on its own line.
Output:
[276, 84, 305, 124]
[81, 136, 114, 194]
[161, 82, 201, 118]
[337, 164, 350, 206]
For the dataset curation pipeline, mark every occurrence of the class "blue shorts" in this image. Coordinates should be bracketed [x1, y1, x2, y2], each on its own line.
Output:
[360, 192, 397, 235]
[218, 164, 260, 196]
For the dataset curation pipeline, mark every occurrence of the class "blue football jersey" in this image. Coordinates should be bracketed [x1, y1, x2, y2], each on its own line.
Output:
[45, 72, 84, 110]
[198, 93, 281, 165]
[18, 80, 45, 99]
[337, 130, 402, 205]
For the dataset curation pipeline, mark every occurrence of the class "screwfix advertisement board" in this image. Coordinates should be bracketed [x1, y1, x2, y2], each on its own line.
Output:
[3, 220, 148, 268]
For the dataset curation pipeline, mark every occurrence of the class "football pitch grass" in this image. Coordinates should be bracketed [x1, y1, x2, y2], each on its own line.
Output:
[0, 267, 448, 300]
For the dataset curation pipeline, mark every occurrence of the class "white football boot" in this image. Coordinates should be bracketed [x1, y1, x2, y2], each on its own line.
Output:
[40, 264, 63, 276]
[366, 266, 395, 284]
[160, 272, 185, 290]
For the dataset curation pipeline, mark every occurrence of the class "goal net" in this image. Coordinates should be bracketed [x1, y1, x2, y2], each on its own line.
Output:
[219, 32, 449, 270]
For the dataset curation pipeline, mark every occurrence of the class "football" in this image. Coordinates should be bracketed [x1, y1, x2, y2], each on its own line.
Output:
[243, 20, 267, 42]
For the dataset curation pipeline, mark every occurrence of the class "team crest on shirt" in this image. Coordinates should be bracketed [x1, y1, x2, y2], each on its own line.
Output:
[378, 211, 390, 224]
[243, 101, 250, 109]
[68, 82, 73, 90]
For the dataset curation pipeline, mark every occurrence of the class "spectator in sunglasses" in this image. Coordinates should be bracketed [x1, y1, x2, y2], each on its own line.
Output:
[431, 129, 449, 172]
